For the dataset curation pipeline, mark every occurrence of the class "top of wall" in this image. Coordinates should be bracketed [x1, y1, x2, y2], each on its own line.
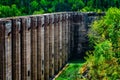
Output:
[0, 12, 105, 21]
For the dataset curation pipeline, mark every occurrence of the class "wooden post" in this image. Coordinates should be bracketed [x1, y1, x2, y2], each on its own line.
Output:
[21, 18, 27, 80]
[12, 19, 20, 80]
[31, 17, 37, 80]
[0, 21, 6, 80]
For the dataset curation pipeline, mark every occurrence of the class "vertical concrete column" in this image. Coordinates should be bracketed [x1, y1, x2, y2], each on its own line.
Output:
[5, 21, 12, 80]
[12, 19, 20, 80]
[0, 21, 6, 80]
[31, 17, 37, 80]
[70, 13, 74, 57]
[59, 14, 63, 69]
[68, 13, 71, 59]
[65, 13, 69, 63]
[20, 18, 27, 80]
[51, 14, 55, 77]
[62, 13, 66, 65]
[57, 14, 61, 70]
[41, 16, 45, 80]
[54, 14, 59, 74]
[44, 15, 49, 80]
[49, 14, 54, 79]
[64, 13, 66, 63]
[37, 16, 42, 80]
[26, 18, 31, 80]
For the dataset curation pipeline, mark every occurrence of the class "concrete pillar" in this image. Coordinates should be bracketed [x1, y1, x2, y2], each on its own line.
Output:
[44, 15, 49, 80]
[59, 14, 63, 69]
[51, 14, 55, 77]
[12, 19, 21, 80]
[31, 17, 37, 80]
[5, 21, 12, 80]
[62, 13, 66, 65]
[41, 16, 45, 80]
[57, 14, 61, 70]
[37, 16, 42, 80]
[49, 14, 54, 79]
[70, 13, 74, 58]
[0, 21, 6, 80]
[65, 13, 69, 63]
[54, 14, 59, 74]
[20, 18, 27, 80]
[26, 18, 31, 80]
[68, 13, 71, 59]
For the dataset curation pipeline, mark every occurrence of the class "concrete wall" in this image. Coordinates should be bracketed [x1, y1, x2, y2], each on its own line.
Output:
[0, 12, 104, 80]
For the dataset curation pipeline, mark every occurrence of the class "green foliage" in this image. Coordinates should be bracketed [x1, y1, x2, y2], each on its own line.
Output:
[56, 60, 85, 80]
[84, 8, 120, 80]
[30, 1, 39, 13]
[0, 0, 120, 17]
[33, 8, 45, 14]
[0, 4, 21, 17]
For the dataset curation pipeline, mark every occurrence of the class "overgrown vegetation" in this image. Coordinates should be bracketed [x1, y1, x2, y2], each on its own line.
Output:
[80, 8, 120, 80]
[0, 0, 120, 17]
[56, 60, 84, 80]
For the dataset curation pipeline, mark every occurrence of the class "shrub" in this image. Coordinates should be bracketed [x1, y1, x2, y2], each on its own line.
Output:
[82, 8, 120, 80]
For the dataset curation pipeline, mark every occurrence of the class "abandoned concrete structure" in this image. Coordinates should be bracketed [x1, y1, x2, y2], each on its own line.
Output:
[0, 12, 104, 80]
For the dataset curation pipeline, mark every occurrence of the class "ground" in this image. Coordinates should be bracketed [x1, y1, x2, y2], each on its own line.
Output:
[55, 59, 85, 80]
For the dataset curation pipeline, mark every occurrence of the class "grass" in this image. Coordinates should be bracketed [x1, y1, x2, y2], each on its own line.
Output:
[55, 59, 85, 80]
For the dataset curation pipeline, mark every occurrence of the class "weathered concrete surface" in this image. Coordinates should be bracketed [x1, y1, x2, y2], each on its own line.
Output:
[0, 12, 104, 80]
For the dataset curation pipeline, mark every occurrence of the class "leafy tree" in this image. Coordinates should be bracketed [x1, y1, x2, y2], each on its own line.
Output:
[81, 8, 120, 80]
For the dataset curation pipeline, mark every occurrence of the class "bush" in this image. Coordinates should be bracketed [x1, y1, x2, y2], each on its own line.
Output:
[82, 8, 120, 80]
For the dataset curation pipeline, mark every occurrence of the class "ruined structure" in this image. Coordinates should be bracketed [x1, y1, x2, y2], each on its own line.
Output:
[0, 12, 104, 80]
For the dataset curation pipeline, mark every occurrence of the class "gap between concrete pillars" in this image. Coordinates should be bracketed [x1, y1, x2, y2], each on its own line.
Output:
[31, 17, 37, 80]
[37, 16, 42, 80]
[44, 15, 49, 80]
[11, 19, 21, 80]
[54, 14, 59, 74]
[0, 21, 6, 80]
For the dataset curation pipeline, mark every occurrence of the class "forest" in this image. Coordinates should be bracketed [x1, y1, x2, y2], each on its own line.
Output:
[0, 0, 120, 17]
